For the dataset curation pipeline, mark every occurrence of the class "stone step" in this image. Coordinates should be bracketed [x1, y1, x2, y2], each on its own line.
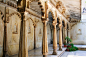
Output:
[74, 45, 86, 51]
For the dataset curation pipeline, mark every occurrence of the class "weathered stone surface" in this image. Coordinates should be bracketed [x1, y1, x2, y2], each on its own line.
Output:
[7, 8, 21, 56]
[35, 21, 43, 48]
[0, 4, 5, 57]
[70, 23, 86, 45]
[26, 18, 34, 50]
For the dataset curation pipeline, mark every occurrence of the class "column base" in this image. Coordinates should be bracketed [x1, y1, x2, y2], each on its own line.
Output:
[43, 55, 47, 57]
[34, 47, 36, 49]
[52, 49, 57, 55]
[59, 47, 62, 51]
[3, 51, 8, 57]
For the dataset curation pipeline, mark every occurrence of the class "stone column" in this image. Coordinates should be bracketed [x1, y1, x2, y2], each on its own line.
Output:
[59, 24, 62, 50]
[52, 23, 57, 55]
[42, 20, 48, 57]
[3, 7, 7, 57]
[64, 27, 67, 43]
[18, 12, 28, 57]
[34, 25, 36, 49]
[17, 0, 28, 57]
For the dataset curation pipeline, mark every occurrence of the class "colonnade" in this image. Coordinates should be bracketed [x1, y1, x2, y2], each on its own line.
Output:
[2, 0, 70, 57]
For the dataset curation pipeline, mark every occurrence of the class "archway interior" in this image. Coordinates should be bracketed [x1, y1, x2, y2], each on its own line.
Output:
[48, 12, 53, 44]
[48, 12, 53, 23]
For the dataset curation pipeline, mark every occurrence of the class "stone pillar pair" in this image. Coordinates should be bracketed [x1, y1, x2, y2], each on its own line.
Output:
[42, 19, 58, 56]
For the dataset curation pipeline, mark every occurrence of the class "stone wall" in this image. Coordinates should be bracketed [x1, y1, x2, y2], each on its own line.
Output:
[6, 7, 21, 56]
[0, 4, 5, 57]
[70, 22, 86, 45]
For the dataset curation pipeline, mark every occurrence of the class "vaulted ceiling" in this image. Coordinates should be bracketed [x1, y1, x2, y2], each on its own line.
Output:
[60, 0, 81, 20]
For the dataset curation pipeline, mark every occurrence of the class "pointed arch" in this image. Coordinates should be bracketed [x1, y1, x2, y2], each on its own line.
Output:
[7, 12, 21, 23]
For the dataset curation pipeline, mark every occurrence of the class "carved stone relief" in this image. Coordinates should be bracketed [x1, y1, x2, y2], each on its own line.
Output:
[12, 23, 18, 34]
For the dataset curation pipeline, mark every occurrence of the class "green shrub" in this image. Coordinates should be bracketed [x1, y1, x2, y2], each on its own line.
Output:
[70, 43, 74, 47]
[66, 43, 78, 51]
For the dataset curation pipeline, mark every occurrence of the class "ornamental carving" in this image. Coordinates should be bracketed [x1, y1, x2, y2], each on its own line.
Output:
[7, 12, 21, 23]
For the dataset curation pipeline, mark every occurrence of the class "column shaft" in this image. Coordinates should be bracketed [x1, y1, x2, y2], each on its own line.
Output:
[34, 26, 36, 49]
[64, 27, 67, 43]
[19, 13, 28, 57]
[59, 25, 62, 50]
[52, 24, 57, 55]
[42, 21, 48, 55]
[3, 23, 7, 57]
[3, 7, 7, 57]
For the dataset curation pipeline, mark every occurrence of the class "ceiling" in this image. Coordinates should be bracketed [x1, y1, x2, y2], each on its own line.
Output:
[60, 0, 81, 20]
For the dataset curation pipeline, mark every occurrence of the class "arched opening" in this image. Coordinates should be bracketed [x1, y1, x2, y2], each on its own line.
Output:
[57, 18, 60, 44]
[48, 11, 53, 44]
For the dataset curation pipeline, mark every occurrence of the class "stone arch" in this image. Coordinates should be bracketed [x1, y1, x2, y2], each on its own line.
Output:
[7, 12, 21, 56]
[47, 9, 54, 19]
[38, 0, 45, 17]
[26, 17, 35, 25]
[62, 20, 65, 27]
[7, 12, 21, 23]
[26, 17, 34, 50]
[47, 10, 55, 23]
[57, 16, 61, 24]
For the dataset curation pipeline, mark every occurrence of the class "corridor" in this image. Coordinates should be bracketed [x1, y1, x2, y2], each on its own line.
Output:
[9, 44, 66, 57]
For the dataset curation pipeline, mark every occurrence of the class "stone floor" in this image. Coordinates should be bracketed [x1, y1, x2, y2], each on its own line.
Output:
[10, 44, 66, 57]
[8, 45, 86, 57]
[61, 50, 86, 57]
[60, 45, 86, 57]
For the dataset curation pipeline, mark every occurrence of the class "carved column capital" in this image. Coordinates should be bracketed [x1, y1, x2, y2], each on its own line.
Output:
[64, 27, 67, 30]
[42, 19, 48, 23]
[52, 22, 57, 26]
[59, 24, 62, 28]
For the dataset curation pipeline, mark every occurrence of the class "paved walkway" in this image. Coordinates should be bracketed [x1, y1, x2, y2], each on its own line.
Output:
[61, 50, 86, 57]
[9, 44, 66, 57]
